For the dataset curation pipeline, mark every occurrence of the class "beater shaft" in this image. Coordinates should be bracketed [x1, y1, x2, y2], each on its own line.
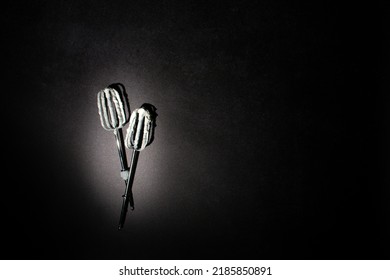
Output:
[113, 129, 128, 171]
[114, 128, 135, 210]
[118, 149, 139, 230]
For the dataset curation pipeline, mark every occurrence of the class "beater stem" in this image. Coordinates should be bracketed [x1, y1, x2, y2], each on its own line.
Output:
[119, 149, 140, 230]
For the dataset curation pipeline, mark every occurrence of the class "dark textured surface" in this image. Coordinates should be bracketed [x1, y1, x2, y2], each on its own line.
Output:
[3, 0, 389, 259]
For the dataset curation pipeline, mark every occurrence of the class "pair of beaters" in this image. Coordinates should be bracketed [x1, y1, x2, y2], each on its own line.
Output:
[97, 83, 156, 230]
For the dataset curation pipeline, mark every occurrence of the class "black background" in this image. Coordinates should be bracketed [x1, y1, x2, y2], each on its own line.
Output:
[3, 0, 389, 259]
